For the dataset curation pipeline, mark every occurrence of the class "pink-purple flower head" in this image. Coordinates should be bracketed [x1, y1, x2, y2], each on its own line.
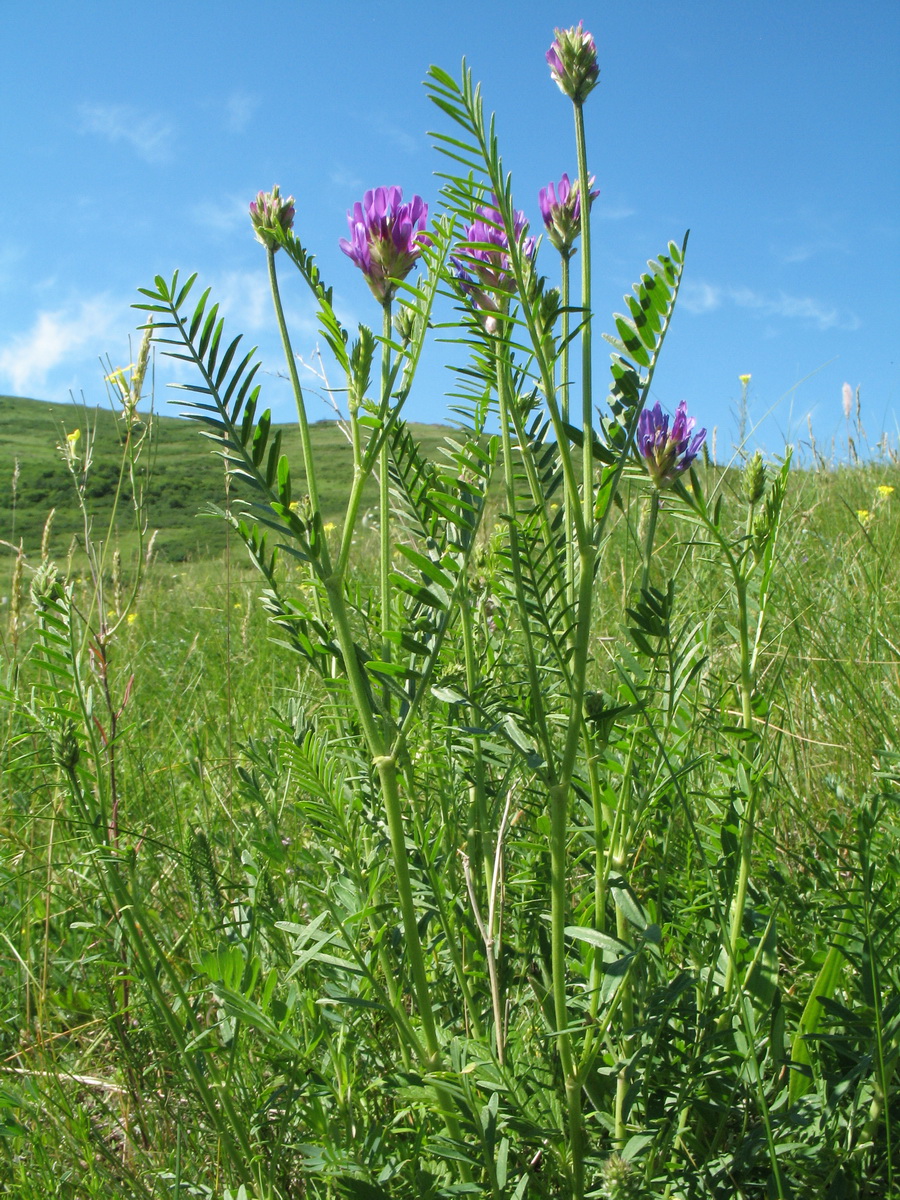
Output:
[339, 186, 429, 304]
[454, 201, 535, 331]
[249, 185, 295, 251]
[637, 400, 706, 488]
[547, 23, 600, 104]
[539, 173, 599, 256]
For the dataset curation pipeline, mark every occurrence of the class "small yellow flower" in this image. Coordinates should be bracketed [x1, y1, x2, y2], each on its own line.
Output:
[66, 429, 81, 446]
[107, 609, 117, 619]
[876, 485, 895, 498]
[105, 364, 135, 400]
[127, 612, 137, 624]
[324, 522, 336, 533]
[739, 374, 751, 386]
[857, 509, 872, 526]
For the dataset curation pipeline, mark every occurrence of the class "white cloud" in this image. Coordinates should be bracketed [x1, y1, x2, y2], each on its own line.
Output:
[192, 194, 252, 235]
[78, 102, 174, 163]
[680, 281, 722, 314]
[330, 166, 365, 193]
[360, 112, 419, 155]
[212, 270, 271, 333]
[0, 296, 125, 396]
[224, 91, 259, 134]
[597, 204, 635, 221]
[681, 280, 858, 331]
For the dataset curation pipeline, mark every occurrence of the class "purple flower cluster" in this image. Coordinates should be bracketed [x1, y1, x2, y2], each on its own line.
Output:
[546, 23, 600, 104]
[339, 186, 428, 304]
[538, 173, 598, 255]
[454, 202, 535, 331]
[249, 185, 295, 251]
[637, 401, 706, 488]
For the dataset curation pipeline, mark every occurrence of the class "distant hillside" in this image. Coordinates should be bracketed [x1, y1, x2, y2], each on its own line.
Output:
[0, 396, 452, 562]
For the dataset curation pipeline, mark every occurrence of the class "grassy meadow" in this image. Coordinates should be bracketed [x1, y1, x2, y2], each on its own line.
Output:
[2, 392, 900, 1196]
[1, 395, 452, 562]
[1, 44, 898, 1192]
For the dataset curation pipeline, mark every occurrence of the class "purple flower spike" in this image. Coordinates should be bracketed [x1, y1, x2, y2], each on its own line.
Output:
[547, 23, 600, 104]
[538, 172, 599, 256]
[249, 185, 295, 251]
[637, 400, 707, 488]
[339, 186, 429, 304]
[454, 200, 535, 332]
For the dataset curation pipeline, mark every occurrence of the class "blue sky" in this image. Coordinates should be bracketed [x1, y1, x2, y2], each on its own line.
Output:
[1, 1, 898, 458]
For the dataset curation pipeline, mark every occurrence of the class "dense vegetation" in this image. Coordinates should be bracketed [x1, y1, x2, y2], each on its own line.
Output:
[2, 33, 899, 1200]
[2, 427, 899, 1197]
[1, 395, 450, 561]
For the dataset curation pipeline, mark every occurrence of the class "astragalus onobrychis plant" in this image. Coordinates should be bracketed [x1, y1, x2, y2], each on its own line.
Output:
[15, 24, 899, 1200]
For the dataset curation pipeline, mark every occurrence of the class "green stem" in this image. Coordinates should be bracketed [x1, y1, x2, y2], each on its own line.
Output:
[495, 337, 583, 1194]
[267, 248, 327, 561]
[574, 101, 593, 537]
[460, 590, 492, 898]
[560, 252, 576, 611]
[641, 490, 661, 594]
[379, 302, 393, 724]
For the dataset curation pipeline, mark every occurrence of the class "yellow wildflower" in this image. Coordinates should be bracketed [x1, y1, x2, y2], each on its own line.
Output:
[876, 485, 894, 498]
[857, 509, 872, 526]
[105, 364, 135, 400]
[62, 429, 82, 462]
[739, 374, 751, 386]
[127, 612, 137, 624]
[324, 522, 336, 533]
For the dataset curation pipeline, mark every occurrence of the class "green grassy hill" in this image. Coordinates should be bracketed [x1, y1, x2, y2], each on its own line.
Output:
[0, 395, 452, 562]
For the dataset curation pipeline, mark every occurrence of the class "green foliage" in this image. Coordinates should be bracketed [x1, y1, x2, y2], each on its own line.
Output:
[0, 394, 452, 563]
[4, 46, 900, 1200]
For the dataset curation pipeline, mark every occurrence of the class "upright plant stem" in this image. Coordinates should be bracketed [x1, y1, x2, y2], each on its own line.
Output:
[460, 592, 492, 896]
[574, 101, 593, 536]
[560, 252, 576, 609]
[267, 248, 326, 554]
[722, 493, 760, 999]
[380, 302, 393, 676]
[641, 489, 661, 594]
[495, 343, 583, 1195]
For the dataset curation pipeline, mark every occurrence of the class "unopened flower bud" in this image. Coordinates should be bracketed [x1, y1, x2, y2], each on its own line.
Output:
[546, 23, 600, 105]
[250, 185, 295, 251]
[30, 560, 61, 607]
[599, 1153, 641, 1199]
[743, 450, 767, 505]
[393, 303, 416, 346]
[51, 717, 80, 772]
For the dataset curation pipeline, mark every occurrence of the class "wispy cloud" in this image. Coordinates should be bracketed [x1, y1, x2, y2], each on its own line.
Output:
[212, 270, 271, 333]
[0, 296, 125, 396]
[777, 238, 846, 265]
[78, 102, 174, 163]
[358, 111, 419, 155]
[330, 166, 365, 195]
[680, 280, 858, 331]
[192, 194, 252, 236]
[0, 242, 24, 292]
[597, 204, 635, 221]
[224, 91, 259, 134]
